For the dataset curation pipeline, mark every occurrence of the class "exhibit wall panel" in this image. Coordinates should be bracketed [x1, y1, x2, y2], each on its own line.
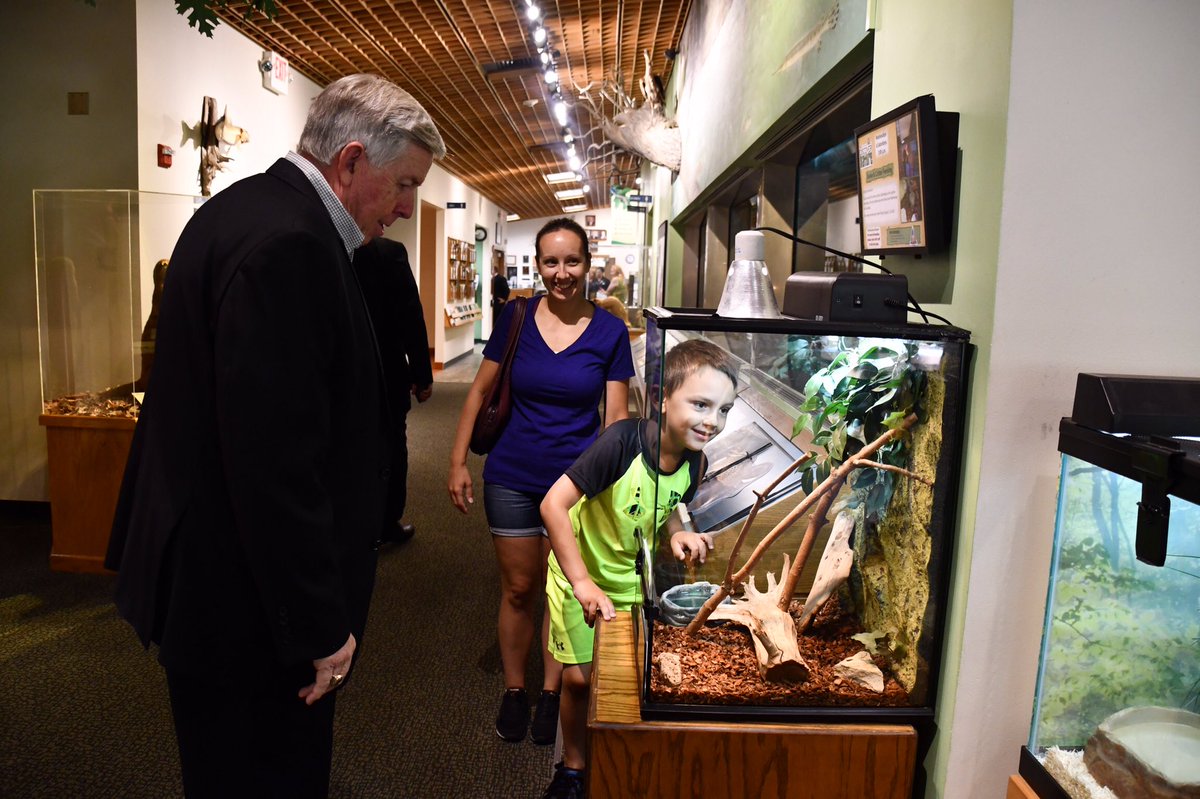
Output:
[949, 1, 1200, 797]
[0, 0, 139, 501]
[669, 0, 871, 217]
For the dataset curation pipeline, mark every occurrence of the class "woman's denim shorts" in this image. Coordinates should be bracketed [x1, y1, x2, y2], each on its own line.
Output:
[483, 483, 548, 538]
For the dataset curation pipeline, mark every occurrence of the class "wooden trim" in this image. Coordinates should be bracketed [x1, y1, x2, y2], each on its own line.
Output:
[1007, 774, 1039, 799]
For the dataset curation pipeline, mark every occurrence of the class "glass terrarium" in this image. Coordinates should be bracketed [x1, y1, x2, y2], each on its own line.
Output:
[1020, 374, 1200, 799]
[633, 307, 972, 744]
[34, 190, 198, 418]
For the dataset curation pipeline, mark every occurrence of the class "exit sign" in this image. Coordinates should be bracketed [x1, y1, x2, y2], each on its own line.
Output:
[262, 51, 289, 95]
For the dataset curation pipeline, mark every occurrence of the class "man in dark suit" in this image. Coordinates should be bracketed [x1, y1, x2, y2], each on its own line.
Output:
[353, 236, 433, 544]
[105, 74, 444, 798]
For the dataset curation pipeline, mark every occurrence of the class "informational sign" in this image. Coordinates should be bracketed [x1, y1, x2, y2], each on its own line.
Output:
[446, 201, 467, 209]
[628, 194, 653, 212]
[609, 188, 640, 245]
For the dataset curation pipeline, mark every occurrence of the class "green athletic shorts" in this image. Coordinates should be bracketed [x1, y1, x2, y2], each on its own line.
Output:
[546, 568, 634, 665]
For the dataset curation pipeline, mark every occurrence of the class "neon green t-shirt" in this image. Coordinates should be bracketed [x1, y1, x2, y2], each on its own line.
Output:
[547, 418, 702, 608]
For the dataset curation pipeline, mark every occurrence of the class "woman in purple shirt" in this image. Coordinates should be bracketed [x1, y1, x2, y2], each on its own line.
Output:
[448, 218, 634, 747]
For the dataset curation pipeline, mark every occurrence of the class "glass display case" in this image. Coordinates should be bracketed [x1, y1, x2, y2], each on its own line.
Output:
[1019, 374, 1200, 799]
[632, 308, 972, 747]
[35, 189, 198, 416]
[34, 189, 198, 572]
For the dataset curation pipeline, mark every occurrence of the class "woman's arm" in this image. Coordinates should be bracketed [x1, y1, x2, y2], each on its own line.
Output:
[447, 357, 501, 513]
[603, 379, 630, 428]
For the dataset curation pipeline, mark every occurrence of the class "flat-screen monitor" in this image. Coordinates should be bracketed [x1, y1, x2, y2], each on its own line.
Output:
[854, 95, 949, 256]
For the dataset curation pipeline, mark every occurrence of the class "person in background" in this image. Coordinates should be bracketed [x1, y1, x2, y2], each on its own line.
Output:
[605, 262, 627, 305]
[539, 339, 739, 798]
[586, 266, 607, 299]
[492, 260, 511, 316]
[105, 74, 444, 798]
[354, 236, 434, 545]
[447, 218, 634, 747]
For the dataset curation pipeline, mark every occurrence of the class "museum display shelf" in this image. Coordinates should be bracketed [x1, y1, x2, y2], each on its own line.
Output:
[625, 307, 973, 794]
[34, 189, 197, 572]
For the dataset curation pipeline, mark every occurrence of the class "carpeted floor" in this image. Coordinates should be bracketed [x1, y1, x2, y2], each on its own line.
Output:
[0, 381, 556, 798]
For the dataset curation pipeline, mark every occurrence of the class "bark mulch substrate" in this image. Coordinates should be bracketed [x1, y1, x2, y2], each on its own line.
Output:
[44, 392, 139, 419]
[648, 599, 912, 708]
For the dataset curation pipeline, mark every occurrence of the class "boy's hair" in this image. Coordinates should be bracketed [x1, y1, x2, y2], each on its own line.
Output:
[662, 339, 738, 396]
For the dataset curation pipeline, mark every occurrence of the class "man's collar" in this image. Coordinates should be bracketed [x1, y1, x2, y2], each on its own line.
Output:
[284, 151, 364, 258]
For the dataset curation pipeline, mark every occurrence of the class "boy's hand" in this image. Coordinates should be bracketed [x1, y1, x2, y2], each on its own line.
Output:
[671, 531, 714, 565]
[573, 579, 615, 627]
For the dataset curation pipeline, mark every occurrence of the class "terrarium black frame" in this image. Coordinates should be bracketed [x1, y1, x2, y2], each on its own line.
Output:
[633, 307, 974, 762]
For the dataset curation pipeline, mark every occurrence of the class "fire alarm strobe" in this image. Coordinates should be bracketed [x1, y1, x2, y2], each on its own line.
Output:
[782, 272, 909, 324]
[157, 144, 174, 169]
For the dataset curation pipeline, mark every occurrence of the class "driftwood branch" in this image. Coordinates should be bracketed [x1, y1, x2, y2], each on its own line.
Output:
[796, 511, 855, 633]
[685, 415, 918, 636]
[708, 555, 809, 682]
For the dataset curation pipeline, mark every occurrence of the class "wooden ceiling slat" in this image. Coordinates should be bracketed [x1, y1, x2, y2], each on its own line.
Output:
[213, 0, 689, 219]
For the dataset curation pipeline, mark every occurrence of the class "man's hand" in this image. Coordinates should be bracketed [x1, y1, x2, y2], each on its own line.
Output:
[298, 633, 356, 705]
[572, 578, 615, 627]
[671, 531, 714, 565]
[412, 384, 432, 403]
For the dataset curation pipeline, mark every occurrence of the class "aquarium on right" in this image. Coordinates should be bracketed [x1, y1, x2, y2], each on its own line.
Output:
[1022, 374, 1200, 799]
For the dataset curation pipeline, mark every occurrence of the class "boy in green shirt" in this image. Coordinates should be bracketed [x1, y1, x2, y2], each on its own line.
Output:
[539, 338, 739, 798]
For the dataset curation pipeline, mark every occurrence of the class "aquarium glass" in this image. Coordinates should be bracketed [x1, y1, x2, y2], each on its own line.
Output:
[34, 190, 198, 417]
[1029, 453, 1200, 752]
[638, 309, 970, 719]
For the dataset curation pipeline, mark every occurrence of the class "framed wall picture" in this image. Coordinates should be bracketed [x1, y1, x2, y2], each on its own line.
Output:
[585, 214, 596, 227]
[505, 254, 516, 265]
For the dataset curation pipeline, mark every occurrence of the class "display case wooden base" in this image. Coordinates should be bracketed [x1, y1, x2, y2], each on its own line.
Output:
[589, 612, 918, 799]
[39, 414, 134, 573]
[1007, 774, 1038, 799]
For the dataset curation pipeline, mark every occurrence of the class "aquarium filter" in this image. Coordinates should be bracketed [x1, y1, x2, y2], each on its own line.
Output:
[782, 272, 909, 323]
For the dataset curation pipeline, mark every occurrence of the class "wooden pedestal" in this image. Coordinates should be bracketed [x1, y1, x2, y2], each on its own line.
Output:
[39, 414, 135, 573]
[589, 613, 918, 799]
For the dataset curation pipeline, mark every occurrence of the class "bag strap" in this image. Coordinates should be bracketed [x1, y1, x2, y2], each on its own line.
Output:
[495, 296, 529, 378]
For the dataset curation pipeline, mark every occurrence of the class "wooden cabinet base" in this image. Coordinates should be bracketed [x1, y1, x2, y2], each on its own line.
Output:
[1007, 774, 1038, 799]
[39, 414, 134, 573]
[589, 613, 918, 799]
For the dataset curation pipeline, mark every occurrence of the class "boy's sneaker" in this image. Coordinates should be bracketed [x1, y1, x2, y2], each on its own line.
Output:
[530, 690, 561, 745]
[542, 762, 586, 799]
[495, 688, 528, 742]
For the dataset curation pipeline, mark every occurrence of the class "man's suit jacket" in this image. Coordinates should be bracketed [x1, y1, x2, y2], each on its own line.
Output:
[106, 158, 389, 681]
[352, 238, 433, 425]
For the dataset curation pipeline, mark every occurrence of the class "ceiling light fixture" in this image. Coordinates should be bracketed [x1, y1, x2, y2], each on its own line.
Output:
[507, 213, 521, 221]
[568, 154, 581, 171]
[533, 26, 546, 45]
[526, 5, 541, 21]
[554, 188, 586, 200]
[554, 101, 568, 127]
[562, 203, 588, 213]
[543, 171, 578, 184]
[543, 68, 558, 85]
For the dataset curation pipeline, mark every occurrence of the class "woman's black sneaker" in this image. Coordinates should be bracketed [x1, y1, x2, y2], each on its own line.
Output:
[495, 688, 528, 742]
[542, 762, 586, 799]
[530, 690, 561, 745]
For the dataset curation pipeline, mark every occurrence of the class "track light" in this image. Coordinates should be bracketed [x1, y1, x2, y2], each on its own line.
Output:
[544, 68, 558, 85]
[554, 100, 568, 126]
[526, 5, 541, 21]
[533, 26, 546, 45]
